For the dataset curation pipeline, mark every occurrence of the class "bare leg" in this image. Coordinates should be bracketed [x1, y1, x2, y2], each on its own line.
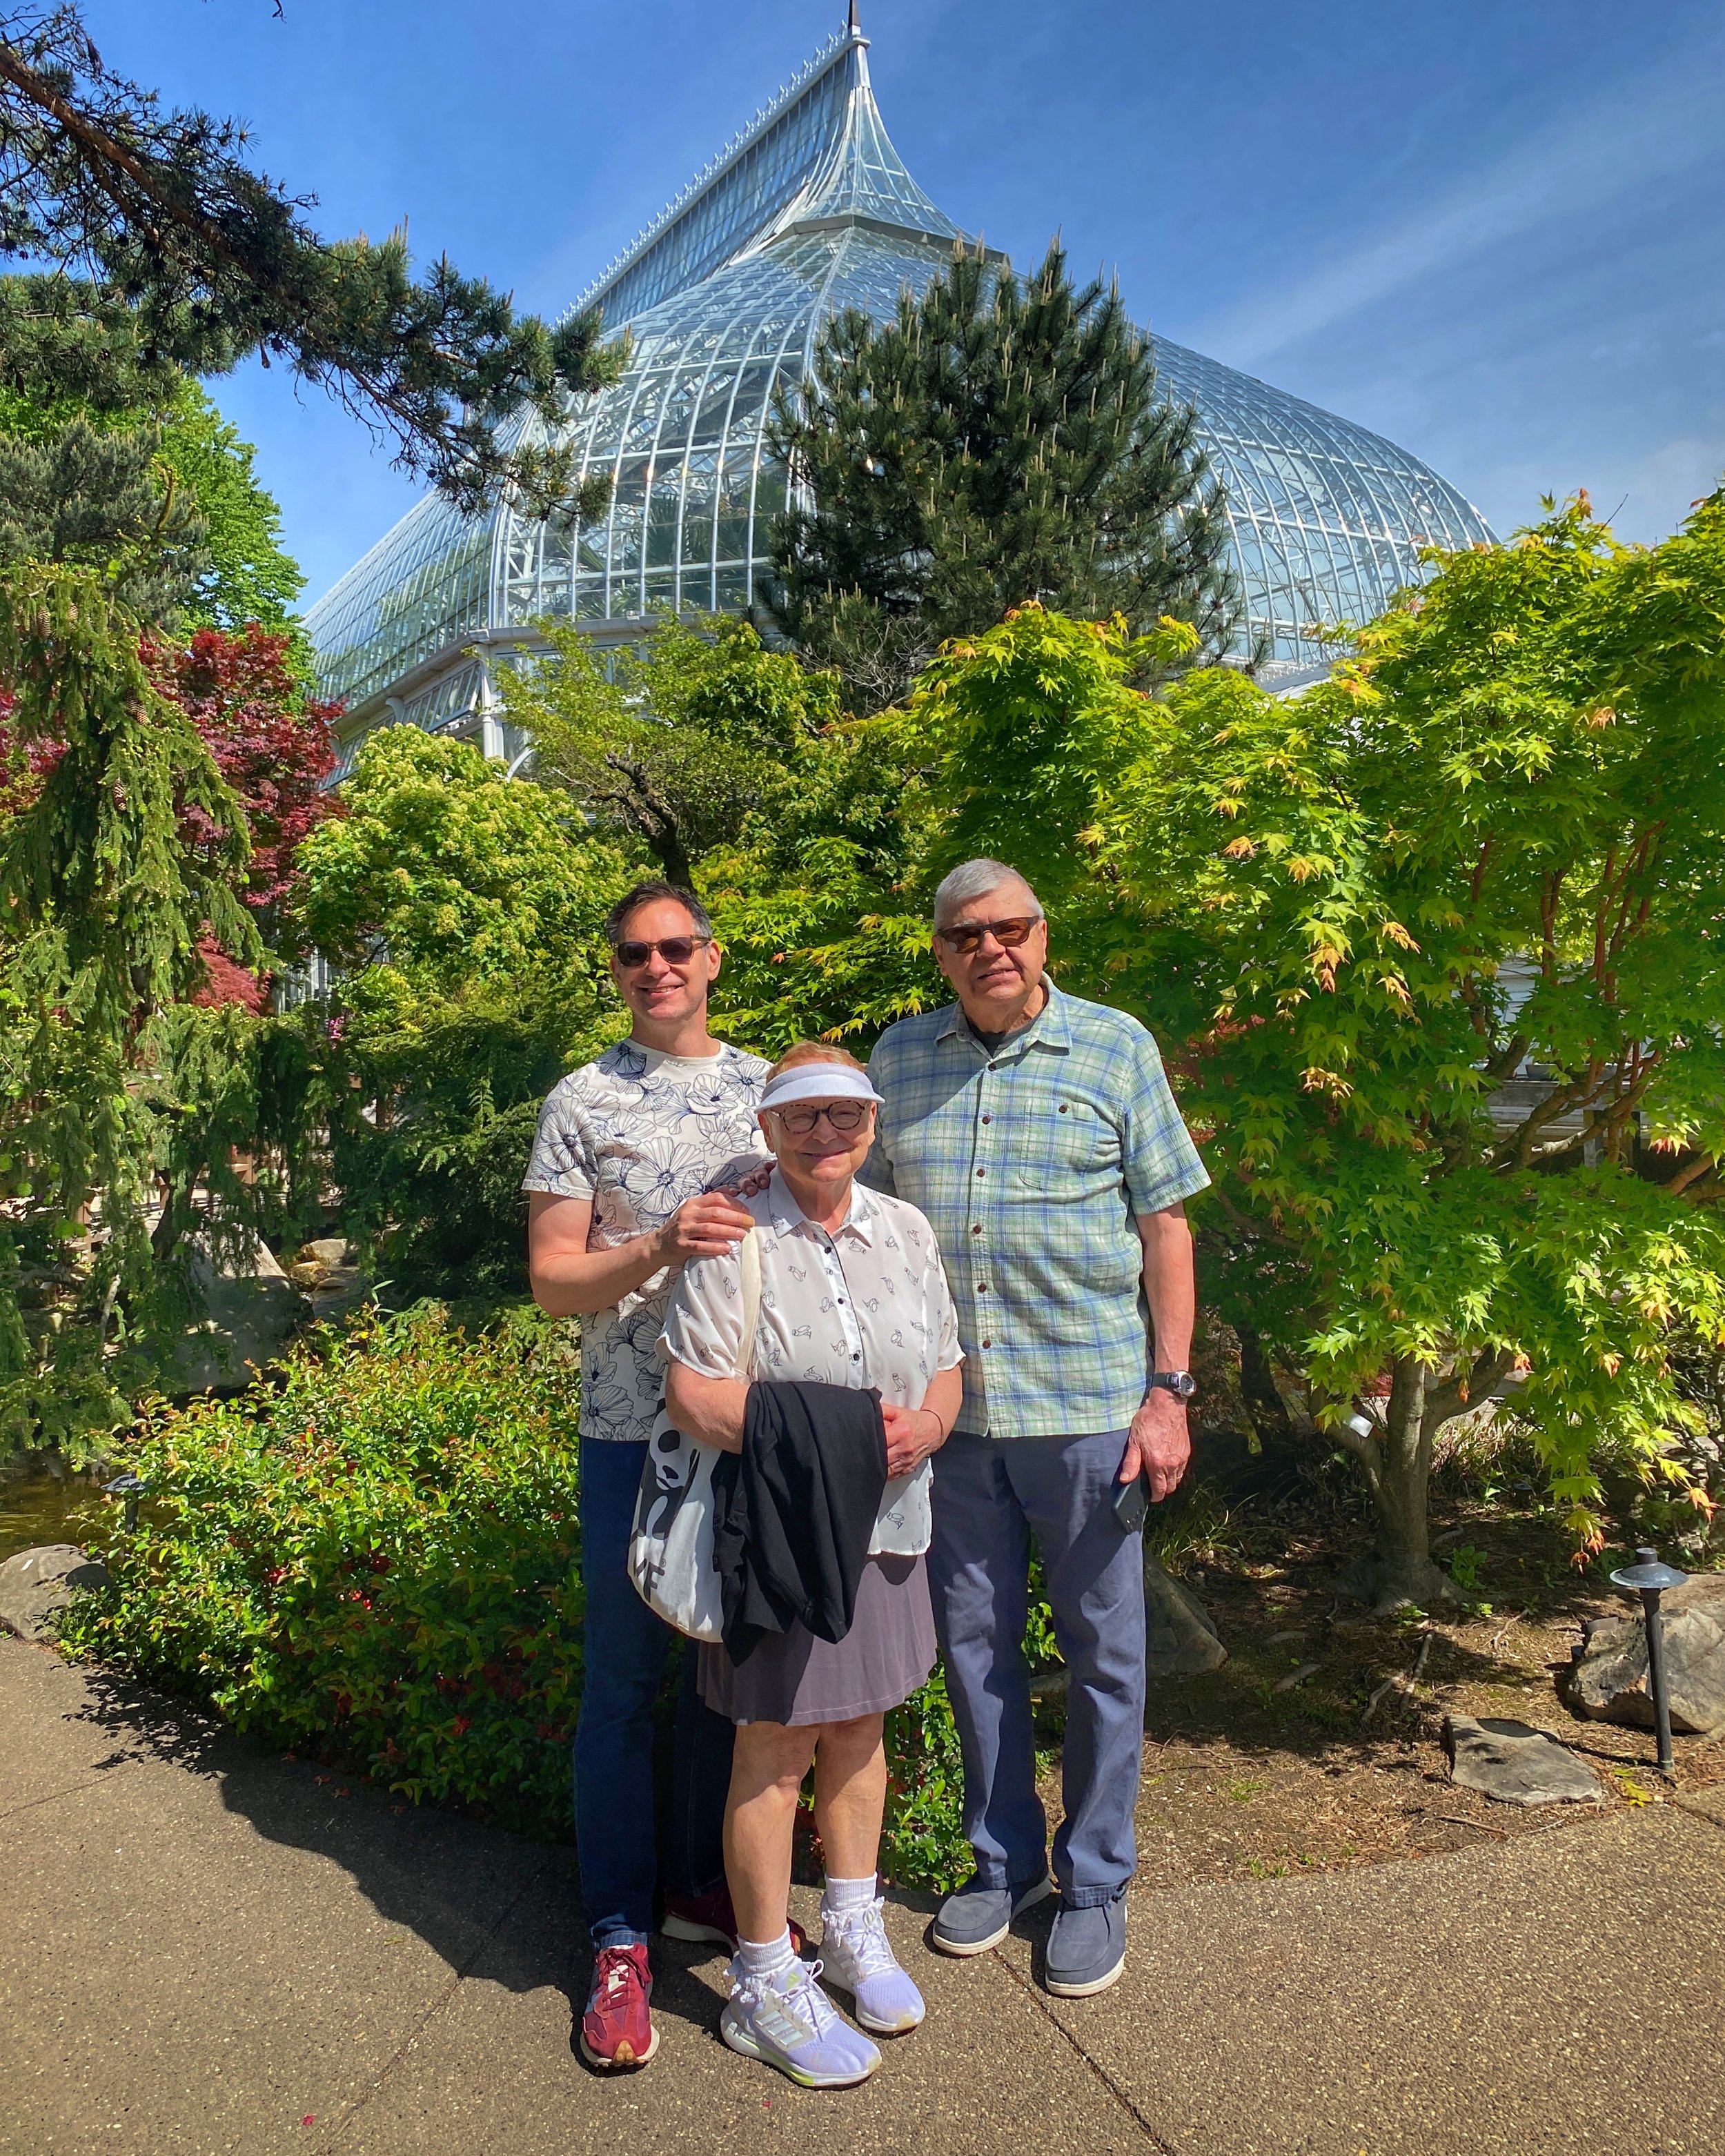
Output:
[724, 1720, 818, 1943]
[810, 1712, 887, 1882]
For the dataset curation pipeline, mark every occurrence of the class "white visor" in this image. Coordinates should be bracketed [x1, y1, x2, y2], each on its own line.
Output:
[759, 1064, 883, 1114]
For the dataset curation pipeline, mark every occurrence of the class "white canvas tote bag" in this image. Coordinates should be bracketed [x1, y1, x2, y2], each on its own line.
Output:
[626, 1227, 760, 1641]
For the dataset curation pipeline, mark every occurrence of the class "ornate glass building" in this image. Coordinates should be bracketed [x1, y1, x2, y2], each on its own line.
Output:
[306, 13, 1492, 767]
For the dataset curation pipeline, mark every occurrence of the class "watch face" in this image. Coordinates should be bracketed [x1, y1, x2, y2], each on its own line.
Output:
[1156, 1371, 1198, 1401]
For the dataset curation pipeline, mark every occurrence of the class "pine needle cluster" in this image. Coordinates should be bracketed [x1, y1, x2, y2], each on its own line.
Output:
[0, 6, 623, 517]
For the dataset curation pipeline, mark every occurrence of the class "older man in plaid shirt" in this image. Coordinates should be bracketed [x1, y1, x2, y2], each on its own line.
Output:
[867, 858, 1210, 1999]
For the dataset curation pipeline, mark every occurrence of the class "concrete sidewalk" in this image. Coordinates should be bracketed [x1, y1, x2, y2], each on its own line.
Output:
[3, 1635, 1721, 2156]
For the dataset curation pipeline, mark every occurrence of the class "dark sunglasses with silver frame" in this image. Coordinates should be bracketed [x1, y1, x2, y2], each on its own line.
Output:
[611, 934, 713, 969]
[936, 915, 1043, 956]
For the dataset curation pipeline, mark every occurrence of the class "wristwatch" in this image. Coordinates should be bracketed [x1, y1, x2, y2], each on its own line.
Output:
[1147, 1369, 1198, 1402]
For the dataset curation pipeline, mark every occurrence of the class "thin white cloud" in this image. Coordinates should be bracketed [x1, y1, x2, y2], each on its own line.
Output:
[1470, 435, 1725, 548]
[1193, 46, 1725, 366]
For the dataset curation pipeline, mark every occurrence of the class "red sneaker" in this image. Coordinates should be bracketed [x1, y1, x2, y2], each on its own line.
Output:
[662, 1885, 808, 1959]
[580, 1944, 658, 2070]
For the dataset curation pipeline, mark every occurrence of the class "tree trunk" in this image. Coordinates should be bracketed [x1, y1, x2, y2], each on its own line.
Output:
[1360, 1356, 1458, 1613]
[648, 821, 693, 892]
[1237, 1324, 1299, 1449]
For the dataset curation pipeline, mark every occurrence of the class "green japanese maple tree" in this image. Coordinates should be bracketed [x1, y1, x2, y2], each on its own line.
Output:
[500, 613, 842, 890]
[294, 725, 630, 1299]
[900, 493, 1725, 1605]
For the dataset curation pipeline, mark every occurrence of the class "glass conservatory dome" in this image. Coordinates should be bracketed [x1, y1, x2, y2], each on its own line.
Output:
[306, 13, 1493, 757]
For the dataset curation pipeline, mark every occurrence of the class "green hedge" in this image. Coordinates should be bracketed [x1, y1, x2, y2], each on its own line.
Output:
[60, 1306, 588, 1835]
[60, 1307, 981, 1884]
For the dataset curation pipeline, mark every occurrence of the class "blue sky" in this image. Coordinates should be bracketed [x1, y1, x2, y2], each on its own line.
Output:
[82, 0, 1725, 607]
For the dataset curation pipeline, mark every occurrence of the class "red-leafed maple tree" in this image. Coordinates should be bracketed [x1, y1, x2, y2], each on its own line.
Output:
[147, 624, 342, 958]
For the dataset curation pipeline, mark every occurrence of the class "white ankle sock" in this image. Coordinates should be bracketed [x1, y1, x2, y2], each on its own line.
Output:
[737, 1928, 797, 1981]
[821, 1873, 878, 1921]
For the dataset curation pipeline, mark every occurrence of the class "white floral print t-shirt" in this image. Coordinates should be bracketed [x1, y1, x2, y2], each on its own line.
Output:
[522, 1040, 770, 1443]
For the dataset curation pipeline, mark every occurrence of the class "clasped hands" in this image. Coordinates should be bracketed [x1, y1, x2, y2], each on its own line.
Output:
[656, 1170, 943, 1478]
[879, 1401, 947, 1478]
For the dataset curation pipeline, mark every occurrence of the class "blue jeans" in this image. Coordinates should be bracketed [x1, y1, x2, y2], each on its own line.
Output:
[575, 1436, 736, 1948]
[928, 1428, 1146, 1910]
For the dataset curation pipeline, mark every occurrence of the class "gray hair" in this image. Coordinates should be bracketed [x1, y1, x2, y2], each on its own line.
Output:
[932, 858, 1043, 931]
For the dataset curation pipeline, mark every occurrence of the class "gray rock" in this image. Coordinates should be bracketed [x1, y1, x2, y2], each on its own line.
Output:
[1561, 1572, 1725, 1737]
[0, 1543, 111, 1641]
[306, 1264, 370, 1325]
[171, 1276, 310, 1396]
[1444, 1715, 1603, 1807]
[1145, 1552, 1228, 1679]
[168, 1235, 311, 1398]
[1031, 1560, 1227, 1703]
[297, 1237, 352, 1269]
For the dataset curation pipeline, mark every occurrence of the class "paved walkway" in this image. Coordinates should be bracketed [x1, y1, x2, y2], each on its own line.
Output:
[3, 1634, 1722, 2156]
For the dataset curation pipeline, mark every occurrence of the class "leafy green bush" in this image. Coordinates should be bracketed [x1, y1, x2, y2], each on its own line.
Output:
[293, 726, 631, 1305]
[59, 1305, 1038, 1886]
[59, 1305, 586, 1834]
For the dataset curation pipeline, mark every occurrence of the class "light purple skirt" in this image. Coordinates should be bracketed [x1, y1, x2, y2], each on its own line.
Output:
[698, 1554, 936, 1727]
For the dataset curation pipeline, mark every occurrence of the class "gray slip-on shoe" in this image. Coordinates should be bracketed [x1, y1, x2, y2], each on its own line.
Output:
[1043, 1893, 1127, 1997]
[930, 1874, 1054, 1957]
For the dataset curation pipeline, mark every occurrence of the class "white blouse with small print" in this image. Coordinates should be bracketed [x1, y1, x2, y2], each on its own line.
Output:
[659, 1169, 963, 1556]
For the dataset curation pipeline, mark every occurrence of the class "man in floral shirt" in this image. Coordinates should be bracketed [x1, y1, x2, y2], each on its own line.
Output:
[525, 880, 770, 2070]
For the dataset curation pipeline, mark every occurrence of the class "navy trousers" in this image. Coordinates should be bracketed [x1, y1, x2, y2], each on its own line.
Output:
[574, 1436, 735, 1948]
[928, 1427, 1146, 1909]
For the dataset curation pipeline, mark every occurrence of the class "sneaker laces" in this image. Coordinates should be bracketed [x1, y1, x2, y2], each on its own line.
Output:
[733, 1957, 843, 2051]
[593, 1947, 644, 2006]
[828, 1896, 897, 1980]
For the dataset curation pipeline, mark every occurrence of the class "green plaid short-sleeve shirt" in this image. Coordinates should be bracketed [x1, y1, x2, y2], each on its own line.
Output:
[866, 983, 1210, 1438]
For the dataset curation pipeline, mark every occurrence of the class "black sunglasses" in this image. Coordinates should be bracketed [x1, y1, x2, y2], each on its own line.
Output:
[936, 915, 1043, 957]
[611, 934, 712, 969]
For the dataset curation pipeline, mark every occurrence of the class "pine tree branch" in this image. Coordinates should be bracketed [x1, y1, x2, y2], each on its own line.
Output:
[0, 11, 622, 513]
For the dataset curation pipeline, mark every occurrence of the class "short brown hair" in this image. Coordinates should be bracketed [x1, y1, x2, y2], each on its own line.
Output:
[765, 1040, 867, 1083]
[604, 879, 713, 947]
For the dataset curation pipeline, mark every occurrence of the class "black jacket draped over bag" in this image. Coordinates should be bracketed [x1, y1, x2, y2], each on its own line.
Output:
[709, 1380, 889, 1666]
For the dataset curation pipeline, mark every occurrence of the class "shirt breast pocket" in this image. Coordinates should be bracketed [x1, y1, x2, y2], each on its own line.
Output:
[1009, 1098, 1119, 1189]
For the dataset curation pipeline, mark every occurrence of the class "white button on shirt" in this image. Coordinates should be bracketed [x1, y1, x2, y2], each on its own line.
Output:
[659, 1169, 963, 1556]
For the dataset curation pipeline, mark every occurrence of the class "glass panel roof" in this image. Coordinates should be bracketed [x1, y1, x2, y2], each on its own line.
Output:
[307, 17, 1493, 726]
[308, 482, 504, 713]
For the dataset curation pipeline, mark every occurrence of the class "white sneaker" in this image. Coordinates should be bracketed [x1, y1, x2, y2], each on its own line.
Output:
[720, 1957, 881, 2088]
[820, 1897, 927, 2034]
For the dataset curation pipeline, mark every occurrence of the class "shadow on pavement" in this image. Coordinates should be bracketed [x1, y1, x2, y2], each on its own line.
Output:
[59, 1660, 736, 2061]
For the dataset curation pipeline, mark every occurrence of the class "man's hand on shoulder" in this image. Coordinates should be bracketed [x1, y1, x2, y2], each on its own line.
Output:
[707, 1154, 773, 1201]
[1121, 1389, 1191, 1503]
[655, 1190, 756, 1267]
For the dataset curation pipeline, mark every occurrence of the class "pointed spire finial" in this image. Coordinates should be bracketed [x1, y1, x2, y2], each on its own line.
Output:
[847, 3, 861, 34]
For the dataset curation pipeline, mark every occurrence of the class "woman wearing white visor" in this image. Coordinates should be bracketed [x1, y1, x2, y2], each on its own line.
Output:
[661, 1041, 964, 2088]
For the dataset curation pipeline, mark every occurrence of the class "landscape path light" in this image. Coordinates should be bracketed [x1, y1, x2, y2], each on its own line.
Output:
[1607, 1545, 1687, 1778]
[101, 1471, 147, 1533]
